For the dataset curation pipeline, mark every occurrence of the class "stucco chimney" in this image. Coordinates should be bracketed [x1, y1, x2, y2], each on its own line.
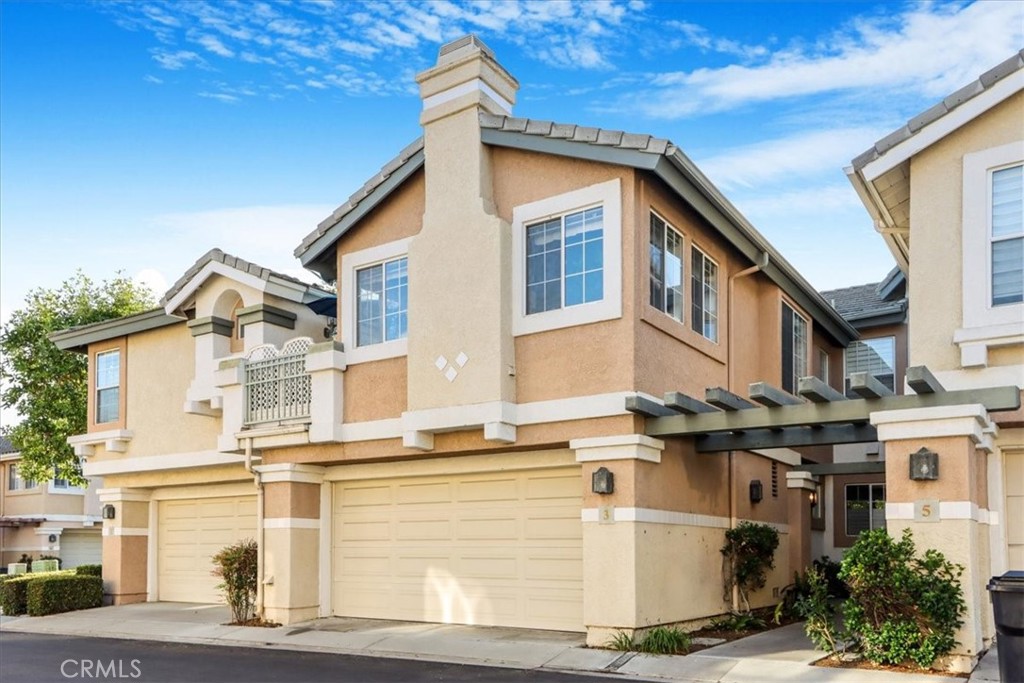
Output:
[404, 36, 518, 442]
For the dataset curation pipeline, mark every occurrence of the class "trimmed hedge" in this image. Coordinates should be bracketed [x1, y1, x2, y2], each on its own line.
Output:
[0, 575, 34, 616]
[75, 564, 102, 577]
[26, 575, 103, 616]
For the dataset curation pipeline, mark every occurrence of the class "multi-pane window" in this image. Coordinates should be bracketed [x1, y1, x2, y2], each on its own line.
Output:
[817, 348, 830, 383]
[781, 303, 808, 394]
[356, 257, 408, 347]
[991, 163, 1023, 306]
[691, 247, 719, 341]
[53, 478, 69, 489]
[845, 483, 886, 536]
[95, 350, 120, 424]
[526, 206, 604, 314]
[845, 336, 896, 395]
[8, 464, 20, 491]
[649, 213, 684, 322]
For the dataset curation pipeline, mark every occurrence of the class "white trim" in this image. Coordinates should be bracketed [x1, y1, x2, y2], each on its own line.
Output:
[871, 404, 997, 453]
[318, 482, 331, 618]
[930, 366, 1024, 391]
[786, 471, 819, 491]
[83, 450, 243, 477]
[581, 506, 789, 533]
[262, 517, 320, 529]
[340, 237, 412, 365]
[102, 527, 149, 536]
[571, 434, 664, 463]
[67, 430, 133, 457]
[751, 448, 802, 467]
[886, 500, 991, 524]
[148, 500, 158, 602]
[512, 179, 622, 336]
[861, 71, 1024, 181]
[516, 391, 640, 425]
[254, 463, 325, 485]
[0, 452, 21, 462]
[962, 142, 1024, 338]
[149, 482, 255, 501]
[422, 78, 512, 114]
[162, 260, 312, 314]
[47, 481, 85, 495]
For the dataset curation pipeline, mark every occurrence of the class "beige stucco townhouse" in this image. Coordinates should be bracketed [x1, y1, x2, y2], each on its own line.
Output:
[846, 50, 1024, 669]
[51, 36, 874, 646]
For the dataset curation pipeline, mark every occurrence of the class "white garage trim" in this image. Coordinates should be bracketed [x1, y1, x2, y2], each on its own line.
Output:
[263, 518, 320, 529]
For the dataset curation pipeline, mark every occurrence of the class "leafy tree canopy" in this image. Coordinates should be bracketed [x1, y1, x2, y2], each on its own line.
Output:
[1, 271, 154, 485]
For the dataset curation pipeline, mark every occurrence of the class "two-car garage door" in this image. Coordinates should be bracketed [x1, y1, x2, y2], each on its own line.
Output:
[158, 495, 257, 603]
[332, 466, 583, 631]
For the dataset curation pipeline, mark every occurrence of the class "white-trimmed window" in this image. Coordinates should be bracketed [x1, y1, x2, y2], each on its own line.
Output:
[781, 302, 808, 394]
[512, 179, 622, 336]
[845, 336, 896, 395]
[526, 206, 604, 314]
[95, 350, 120, 424]
[991, 163, 1023, 306]
[8, 464, 20, 491]
[648, 213, 684, 322]
[340, 237, 412, 365]
[356, 256, 408, 346]
[817, 348, 830, 383]
[691, 246, 719, 341]
[845, 483, 886, 536]
[53, 478, 69, 489]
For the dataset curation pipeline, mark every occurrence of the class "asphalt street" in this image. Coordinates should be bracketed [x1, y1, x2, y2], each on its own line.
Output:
[0, 632, 631, 683]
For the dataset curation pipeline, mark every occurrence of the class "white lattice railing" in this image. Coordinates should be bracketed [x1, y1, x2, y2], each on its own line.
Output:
[244, 337, 313, 426]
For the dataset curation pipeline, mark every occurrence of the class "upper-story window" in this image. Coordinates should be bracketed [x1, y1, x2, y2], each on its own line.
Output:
[991, 163, 1023, 306]
[816, 348, 830, 383]
[648, 213, 683, 322]
[781, 302, 808, 394]
[53, 478, 69, 489]
[845, 336, 896, 395]
[8, 464, 20, 491]
[95, 349, 121, 424]
[691, 247, 719, 342]
[526, 206, 604, 314]
[356, 257, 408, 347]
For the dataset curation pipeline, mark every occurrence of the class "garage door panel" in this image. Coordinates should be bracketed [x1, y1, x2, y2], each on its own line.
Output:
[333, 466, 583, 631]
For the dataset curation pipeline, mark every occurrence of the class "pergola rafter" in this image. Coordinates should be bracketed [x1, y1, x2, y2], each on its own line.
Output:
[625, 365, 1021, 453]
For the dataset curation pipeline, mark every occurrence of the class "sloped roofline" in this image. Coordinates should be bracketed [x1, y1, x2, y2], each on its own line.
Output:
[50, 308, 183, 353]
[297, 114, 857, 345]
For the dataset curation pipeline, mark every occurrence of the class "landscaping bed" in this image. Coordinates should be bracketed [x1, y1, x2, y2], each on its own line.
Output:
[814, 654, 965, 678]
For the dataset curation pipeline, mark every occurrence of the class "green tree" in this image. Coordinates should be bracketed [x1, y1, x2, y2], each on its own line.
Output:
[1, 271, 154, 485]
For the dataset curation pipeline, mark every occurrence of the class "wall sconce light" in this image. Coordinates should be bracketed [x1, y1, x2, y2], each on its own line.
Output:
[749, 480, 763, 504]
[909, 447, 939, 481]
[592, 467, 614, 494]
[102, 504, 116, 520]
[809, 490, 819, 507]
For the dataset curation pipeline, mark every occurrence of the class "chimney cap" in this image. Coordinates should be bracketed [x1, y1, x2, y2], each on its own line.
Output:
[438, 34, 495, 65]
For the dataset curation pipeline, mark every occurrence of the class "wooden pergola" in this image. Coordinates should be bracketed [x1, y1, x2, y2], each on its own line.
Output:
[626, 366, 1020, 453]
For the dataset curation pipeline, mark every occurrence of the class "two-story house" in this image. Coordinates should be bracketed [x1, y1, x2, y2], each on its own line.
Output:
[0, 437, 103, 569]
[846, 50, 1024, 668]
[52, 36, 860, 645]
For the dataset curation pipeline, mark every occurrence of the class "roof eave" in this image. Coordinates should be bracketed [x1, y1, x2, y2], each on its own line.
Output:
[50, 309, 185, 353]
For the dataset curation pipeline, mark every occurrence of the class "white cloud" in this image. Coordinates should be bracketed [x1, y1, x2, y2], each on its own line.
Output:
[143, 74, 164, 84]
[195, 34, 234, 57]
[152, 49, 204, 70]
[197, 91, 240, 103]
[626, 2, 1024, 117]
[133, 268, 169, 300]
[305, 79, 328, 89]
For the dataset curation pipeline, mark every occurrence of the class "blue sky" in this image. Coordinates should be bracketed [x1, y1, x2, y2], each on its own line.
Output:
[1, 0, 1022, 333]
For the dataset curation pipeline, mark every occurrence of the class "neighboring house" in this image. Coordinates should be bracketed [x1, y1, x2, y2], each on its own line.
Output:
[0, 436, 103, 569]
[51, 36, 860, 644]
[847, 51, 1024, 667]
[815, 269, 909, 560]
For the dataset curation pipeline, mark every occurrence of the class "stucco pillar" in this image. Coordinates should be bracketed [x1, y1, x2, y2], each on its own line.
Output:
[872, 404, 996, 673]
[786, 471, 817, 577]
[96, 488, 151, 605]
[214, 358, 245, 453]
[256, 464, 325, 625]
[305, 341, 346, 443]
[184, 316, 232, 415]
[237, 303, 297, 350]
[572, 435, 665, 647]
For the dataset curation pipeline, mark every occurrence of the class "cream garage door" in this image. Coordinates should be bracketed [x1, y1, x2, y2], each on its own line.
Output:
[333, 467, 583, 631]
[60, 530, 102, 569]
[1006, 450, 1024, 569]
[158, 496, 257, 603]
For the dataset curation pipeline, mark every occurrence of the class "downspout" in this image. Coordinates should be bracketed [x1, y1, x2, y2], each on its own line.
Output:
[726, 251, 769, 612]
[243, 437, 264, 619]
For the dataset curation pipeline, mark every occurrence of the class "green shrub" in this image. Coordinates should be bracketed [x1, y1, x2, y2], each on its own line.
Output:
[26, 575, 103, 616]
[1, 575, 35, 615]
[840, 528, 965, 669]
[709, 612, 767, 632]
[793, 565, 843, 654]
[212, 539, 258, 624]
[606, 631, 635, 651]
[775, 556, 847, 624]
[637, 626, 691, 655]
[75, 564, 102, 577]
[721, 522, 779, 613]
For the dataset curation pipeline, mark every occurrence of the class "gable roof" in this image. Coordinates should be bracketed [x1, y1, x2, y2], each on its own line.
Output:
[162, 247, 332, 315]
[821, 270, 907, 329]
[846, 51, 1024, 270]
[296, 114, 858, 345]
[0, 437, 17, 455]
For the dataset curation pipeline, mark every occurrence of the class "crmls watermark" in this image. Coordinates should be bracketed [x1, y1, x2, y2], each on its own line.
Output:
[60, 660, 142, 679]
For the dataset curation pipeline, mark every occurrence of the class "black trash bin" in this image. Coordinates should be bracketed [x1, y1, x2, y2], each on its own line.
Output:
[988, 571, 1024, 683]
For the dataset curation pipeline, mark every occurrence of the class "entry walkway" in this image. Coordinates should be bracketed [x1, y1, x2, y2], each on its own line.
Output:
[0, 602, 978, 682]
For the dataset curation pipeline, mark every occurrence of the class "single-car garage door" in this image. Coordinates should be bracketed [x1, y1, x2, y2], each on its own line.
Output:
[1006, 450, 1024, 569]
[158, 496, 257, 603]
[333, 466, 583, 631]
[60, 529, 102, 568]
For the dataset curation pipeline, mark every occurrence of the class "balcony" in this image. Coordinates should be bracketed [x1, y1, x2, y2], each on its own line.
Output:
[215, 337, 346, 452]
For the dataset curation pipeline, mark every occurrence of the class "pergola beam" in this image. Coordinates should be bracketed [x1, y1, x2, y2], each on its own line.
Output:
[906, 365, 944, 394]
[749, 382, 803, 407]
[645, 385, 1021, 437]
[663, 391, 720, 414]
[625, 395, 679, 418]
[706, 387, 758, 411]
[696, 423, 878, 452]
[798, 376, 847, 403]
[848, 372, 894, 398]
